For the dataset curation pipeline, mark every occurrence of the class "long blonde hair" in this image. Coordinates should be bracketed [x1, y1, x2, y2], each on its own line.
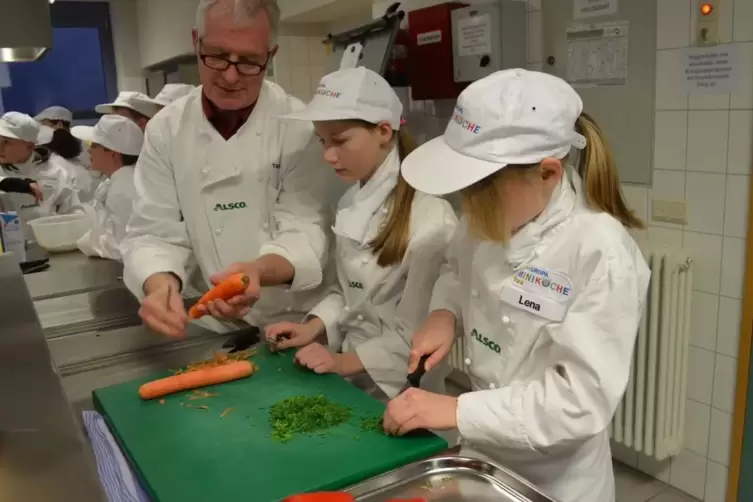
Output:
[368, 125, 418, 267]
[460, 112, 644, 243]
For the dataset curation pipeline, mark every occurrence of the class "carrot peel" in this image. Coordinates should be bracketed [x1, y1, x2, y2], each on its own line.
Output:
[138, 360, 255, 400]
[189, 273, 250, 319]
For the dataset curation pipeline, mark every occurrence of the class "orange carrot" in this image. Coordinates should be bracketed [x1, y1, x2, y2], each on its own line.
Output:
[188, 273, 249, 319]
[138, 360, 255, 400]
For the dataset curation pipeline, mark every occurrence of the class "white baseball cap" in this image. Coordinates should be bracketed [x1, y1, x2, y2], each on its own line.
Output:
[0, 112, 54, 145]
[282, 67, 403, 129]
[153, 84, 195, 107]
[401, 69, 588, 196]
[34, 106, 73, 123]
[71, 115, 144, 156]
[95, 91, 161, 119]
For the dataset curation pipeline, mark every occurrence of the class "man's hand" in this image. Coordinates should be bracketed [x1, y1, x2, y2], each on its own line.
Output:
[195, 262, 262, 320]
[140, 273, 188, 337]
[408, 310, 457, 373]
[383, 388, 458, 435]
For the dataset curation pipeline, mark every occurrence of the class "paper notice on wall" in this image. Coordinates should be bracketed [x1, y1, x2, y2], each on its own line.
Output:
[573, 0, 618, 20]
[682, 44, 738, 94]
[456, 13, 492, 57]
[566, 21, 628, 87]
[339, 42, 363, 70]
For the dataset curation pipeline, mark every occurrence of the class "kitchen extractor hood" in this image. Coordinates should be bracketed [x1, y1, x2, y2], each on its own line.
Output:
[0, 0, 53, 62]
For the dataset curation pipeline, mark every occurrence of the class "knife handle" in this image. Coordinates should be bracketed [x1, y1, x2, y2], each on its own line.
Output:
[407, 355, 430, 388]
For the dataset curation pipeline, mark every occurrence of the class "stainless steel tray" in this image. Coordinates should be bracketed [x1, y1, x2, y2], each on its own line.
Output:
[345, 455, 559, 502]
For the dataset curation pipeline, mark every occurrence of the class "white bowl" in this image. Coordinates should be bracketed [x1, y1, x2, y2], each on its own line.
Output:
[28, 213, 93, 253]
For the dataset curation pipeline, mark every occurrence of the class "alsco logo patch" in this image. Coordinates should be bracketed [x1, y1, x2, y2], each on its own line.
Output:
[471, 328, 501, 354]
[213, 202, 247, 211]
[348, 280, 364, 290]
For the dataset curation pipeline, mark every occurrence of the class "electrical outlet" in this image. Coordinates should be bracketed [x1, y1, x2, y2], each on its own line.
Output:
[696, 0, 721, 45]
[652, 200, 687, 225]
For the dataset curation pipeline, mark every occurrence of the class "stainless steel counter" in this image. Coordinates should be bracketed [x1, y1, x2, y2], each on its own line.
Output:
[0, 253, 106, 502]
[24, 251, 124, 301]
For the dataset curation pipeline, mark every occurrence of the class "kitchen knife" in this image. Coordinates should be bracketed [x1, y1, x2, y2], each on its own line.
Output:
[398, 354, 430, 394]
[398, 355, 435, 438]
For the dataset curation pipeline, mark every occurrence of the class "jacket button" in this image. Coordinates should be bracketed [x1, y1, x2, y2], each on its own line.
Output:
[356, 314, 364, 321]
[381, 207, 389, 214]
[471, 290, 479, 298]
[344, 306, 351, 313]
[201, 168, 208, 176]
[489, 383, 496, 389]
[262, 223, 269, 230]
[502, 315, 510, 324]
[362, 257, 369, 264]
[464, 358, 471, 366]
[286, 306, 292, 313]
[215, 227, 223, 235]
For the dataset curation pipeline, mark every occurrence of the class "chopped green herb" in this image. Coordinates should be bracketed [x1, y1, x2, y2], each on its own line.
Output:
[360, 416, 384, 433]
[269, 395, 352, 442]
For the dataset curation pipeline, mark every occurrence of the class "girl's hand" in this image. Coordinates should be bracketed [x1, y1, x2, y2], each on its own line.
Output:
[294, 343, 339, 374]
[265, 318, 323, 351]
[408, 310, 457, 373]
[383, 388, 458, 435]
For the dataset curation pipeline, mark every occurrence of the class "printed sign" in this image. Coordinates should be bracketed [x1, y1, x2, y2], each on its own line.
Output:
[682, 44, 739, 94]
[573, 0, 618, 20]
[456, 13, 492, 57]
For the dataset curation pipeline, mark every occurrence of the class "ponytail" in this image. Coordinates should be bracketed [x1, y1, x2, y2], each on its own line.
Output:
[369, 126, 418, 267]
[575, 112, 645, 229]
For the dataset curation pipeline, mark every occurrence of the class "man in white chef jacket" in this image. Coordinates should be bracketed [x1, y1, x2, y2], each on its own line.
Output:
[121, 0, 339, 338]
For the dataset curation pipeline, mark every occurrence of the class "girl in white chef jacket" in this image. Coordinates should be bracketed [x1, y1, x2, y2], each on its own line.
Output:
[382, 69, 650, 502]
[264, 67, 458, 399]
[39, 127, 99, 203]
[0, 112, 84, 239]
[72, 115, 143, 260]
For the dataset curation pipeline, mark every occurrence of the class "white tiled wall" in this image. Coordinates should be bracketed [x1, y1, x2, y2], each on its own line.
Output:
[372, 0, 749, 501]
[273, 34, 330, 101]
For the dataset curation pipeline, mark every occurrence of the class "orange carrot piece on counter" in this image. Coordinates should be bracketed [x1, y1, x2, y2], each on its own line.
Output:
[188, 273, 250, 319]
[138, 360, 255, 400]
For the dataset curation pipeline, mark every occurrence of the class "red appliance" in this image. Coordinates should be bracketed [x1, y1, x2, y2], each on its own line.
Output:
[407, 2, 469, 100]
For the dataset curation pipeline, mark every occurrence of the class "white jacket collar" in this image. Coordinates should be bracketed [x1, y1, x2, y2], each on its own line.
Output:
[333, 147, 400, 245]
[506, 170, 577, 266]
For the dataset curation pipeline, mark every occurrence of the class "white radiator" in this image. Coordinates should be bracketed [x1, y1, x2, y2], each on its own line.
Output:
[447, 246, 693, 461]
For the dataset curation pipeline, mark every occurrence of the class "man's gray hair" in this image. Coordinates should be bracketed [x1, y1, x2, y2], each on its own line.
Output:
[195, 0, 280, 42]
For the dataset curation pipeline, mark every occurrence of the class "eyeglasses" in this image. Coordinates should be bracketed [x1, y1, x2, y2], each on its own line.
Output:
[198, 43, 271, 76]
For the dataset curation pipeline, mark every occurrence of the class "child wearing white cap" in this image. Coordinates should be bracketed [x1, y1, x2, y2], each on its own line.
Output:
[34, 106, 73, 130]
[72, 115, 144, 260]
[382, 69, 650, 502]
[260, 67, 458, 399]
[153, 84, 195, 108]
[96, 91, 162, 131]
[0, 112, 85, 239]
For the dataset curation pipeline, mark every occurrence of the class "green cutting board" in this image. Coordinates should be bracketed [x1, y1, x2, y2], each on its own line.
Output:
[93, 346, 448, 502]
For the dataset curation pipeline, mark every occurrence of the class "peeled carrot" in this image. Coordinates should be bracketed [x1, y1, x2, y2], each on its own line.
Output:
[188, 273, 250, 319]
[138, 360, 255, 400]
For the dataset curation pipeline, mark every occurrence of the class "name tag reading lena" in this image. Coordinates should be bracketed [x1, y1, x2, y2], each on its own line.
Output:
[500, 267, 575, 322]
